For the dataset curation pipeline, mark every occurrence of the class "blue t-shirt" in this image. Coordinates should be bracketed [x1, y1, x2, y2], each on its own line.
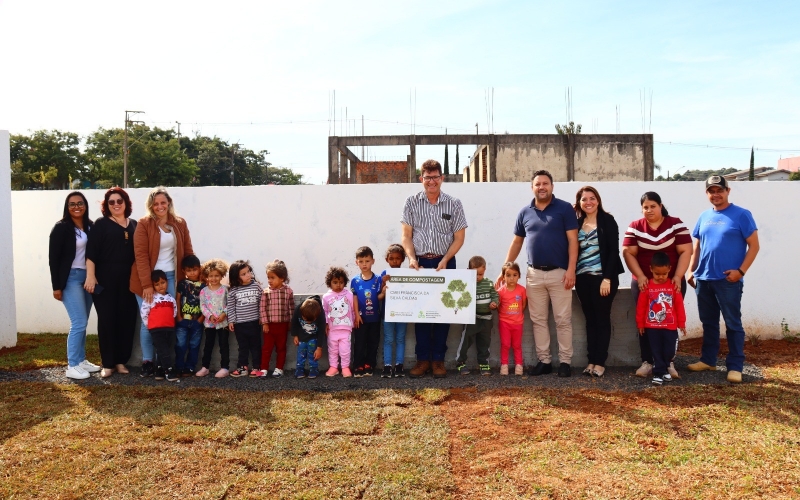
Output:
[350, 273, 383, 323]
[513, 197, 579, 269]
[692, 204, 757, 281]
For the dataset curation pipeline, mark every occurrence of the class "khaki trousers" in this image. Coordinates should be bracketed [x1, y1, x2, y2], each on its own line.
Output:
[526, 267, 573, 364]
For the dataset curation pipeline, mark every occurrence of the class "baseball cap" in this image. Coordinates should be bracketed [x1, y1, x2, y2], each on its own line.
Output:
[705, 175, 728, 191]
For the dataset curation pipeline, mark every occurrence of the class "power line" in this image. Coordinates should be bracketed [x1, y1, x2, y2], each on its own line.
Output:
[655, 141, 800, 153]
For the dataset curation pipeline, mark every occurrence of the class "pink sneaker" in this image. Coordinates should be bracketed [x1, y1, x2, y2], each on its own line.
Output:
[214, 368, 229, 378]
[195, 367, 209, 377]
[342, 367, 352, 378]
[326, 367, 340, 377]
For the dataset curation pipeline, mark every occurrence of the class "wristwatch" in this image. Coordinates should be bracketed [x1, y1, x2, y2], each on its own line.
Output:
[738, 268, 745, 276]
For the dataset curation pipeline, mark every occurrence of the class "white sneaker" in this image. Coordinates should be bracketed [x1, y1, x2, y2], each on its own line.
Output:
[66, 365, 90, 380]
[635, 361, 653, 378]
[78, 360, 101, 373]
[272, 368, 284, 377]
[662, 373, 673, 382]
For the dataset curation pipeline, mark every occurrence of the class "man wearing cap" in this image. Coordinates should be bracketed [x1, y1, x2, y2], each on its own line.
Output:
[500, 169, 578, 377]
[401, 159, 468, 378]
[687, 175, 759, 383]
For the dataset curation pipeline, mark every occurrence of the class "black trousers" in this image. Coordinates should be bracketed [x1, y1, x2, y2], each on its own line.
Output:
[202, 327, 231, 370]
[352, 321, 381, 369]
[94, 283, 138, 369]
[575, 274, 618, 366]
[151, 328, 174, 370]
[632, 277, 686, 364]
[234, 320, 261, 369]
[646, 328, 678, 377]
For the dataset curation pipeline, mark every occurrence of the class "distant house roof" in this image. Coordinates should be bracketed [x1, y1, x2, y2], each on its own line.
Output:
[755, 169, 791, 181]
[723, 167, 771, 181]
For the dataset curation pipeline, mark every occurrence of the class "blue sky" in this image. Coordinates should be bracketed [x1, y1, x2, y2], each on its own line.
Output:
[1, 0, 798, 183]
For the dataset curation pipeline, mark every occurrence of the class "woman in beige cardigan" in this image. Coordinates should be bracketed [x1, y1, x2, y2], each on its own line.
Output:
[131, 186, 195, 377]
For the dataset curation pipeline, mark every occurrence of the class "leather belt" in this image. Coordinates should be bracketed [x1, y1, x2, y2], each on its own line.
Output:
[418, 253, 444, 259]
[528, 264, 560, 271]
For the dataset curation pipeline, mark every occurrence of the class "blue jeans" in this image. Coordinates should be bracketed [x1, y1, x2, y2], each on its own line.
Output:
[383, 320, 407, 366]
[414, 255, 455, 361]
[696, 279, 745, 372]
[136, 270, 175, 362]
[175, 319, 203, 370]
[63, 268, 93, 367]
[296, 338, 319, 370]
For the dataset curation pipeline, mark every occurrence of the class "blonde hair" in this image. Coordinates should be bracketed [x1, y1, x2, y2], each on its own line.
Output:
[202, 258, 229, 278]
[144, 186, 182, 222]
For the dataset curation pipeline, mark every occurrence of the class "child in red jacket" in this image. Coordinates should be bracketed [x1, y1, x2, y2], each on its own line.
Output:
[140, 270, 179, 382]
[636, 252, 686, 386]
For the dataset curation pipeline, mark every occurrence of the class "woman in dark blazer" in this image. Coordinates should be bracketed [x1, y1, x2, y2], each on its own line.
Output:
[84, 187, 139, 378]
[49, 191, 98, 380]
[573, 186, 625, 377]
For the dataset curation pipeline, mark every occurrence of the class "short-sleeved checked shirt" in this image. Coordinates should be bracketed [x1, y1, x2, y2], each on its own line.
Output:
[401, 190, 468, 256]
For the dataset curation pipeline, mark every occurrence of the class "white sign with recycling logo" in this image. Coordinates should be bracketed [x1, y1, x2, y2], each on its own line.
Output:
[383, 268, 477, 324]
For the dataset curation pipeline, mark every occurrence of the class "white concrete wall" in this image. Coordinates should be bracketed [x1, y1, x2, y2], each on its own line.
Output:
[0, 131, 18, 348]
[12, 181, 798, 341]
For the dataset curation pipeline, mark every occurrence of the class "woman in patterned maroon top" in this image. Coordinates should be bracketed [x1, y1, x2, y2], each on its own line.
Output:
[622, 191, 693, 378]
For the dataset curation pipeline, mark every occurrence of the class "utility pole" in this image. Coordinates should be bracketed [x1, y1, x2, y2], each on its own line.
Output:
[123, 110, 145, 188]
[230, 143, 240, 186]
[175, 121, 181, 141]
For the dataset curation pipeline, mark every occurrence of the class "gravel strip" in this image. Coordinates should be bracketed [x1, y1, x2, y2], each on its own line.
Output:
[2, 355, 763, 393]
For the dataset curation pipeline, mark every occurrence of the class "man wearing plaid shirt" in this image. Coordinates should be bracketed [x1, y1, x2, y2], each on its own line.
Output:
[259, 281, 295, 376]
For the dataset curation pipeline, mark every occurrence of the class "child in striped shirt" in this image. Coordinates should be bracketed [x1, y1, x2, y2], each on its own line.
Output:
[226, 260, 264, 378]
[259, 260, 294, 378]
[455, 256, 498, 376]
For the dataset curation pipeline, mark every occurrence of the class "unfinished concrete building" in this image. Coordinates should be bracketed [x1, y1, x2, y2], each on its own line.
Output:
[328, 134, 654, 184]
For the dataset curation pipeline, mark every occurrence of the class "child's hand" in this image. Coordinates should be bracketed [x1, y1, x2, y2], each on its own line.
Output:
[638, 327, 644, 335]
[489, 302, 498, 310]
[679, 328, 686, 337]
[354, 314, 363, 328]
[262, 324, 269, 334]
[209, 314, 217, 325]
[229, 323, 235, 332]
[382, 274, 390, 284]
[293, 336, 300, 346]
[313, 347, 323, 361]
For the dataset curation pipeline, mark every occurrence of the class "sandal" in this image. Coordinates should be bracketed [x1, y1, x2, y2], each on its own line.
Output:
[100, 368, 115, 378]
[591, 366, 605, 378]
[583, 364, 595, 376]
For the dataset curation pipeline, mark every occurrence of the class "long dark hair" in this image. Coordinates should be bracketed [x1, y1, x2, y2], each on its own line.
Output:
[640, 191, 669, 217]
[61, 191, 92, 231]
[229, 260, 254, 287]
[574, 186, 609, 219]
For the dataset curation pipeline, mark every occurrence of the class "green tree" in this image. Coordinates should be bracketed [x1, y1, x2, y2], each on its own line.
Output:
[555, 121, 582, 135]
[83, 127, 124, 188]
[749, 147, 755, 181]
[790, 171, 800, 181]
[10, 130, 82, 189]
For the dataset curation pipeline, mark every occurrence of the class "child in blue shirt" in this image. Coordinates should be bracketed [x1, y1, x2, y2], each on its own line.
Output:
[350, 246, 383, 377]
[378, 243, 407, 378]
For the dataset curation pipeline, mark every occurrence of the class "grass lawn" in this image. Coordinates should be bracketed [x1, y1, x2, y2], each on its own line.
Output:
[1, 336, 799, 499]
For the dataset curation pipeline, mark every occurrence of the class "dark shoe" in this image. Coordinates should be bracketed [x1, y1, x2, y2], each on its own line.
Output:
[182, 367, 195, 377]
[457, 363, 469, 376]
[408, 361, 431, 378]
[381, 366, 393, 378]
[530, 362, 552, 376]
[154, 366, 165, 380]
[479, 364, 491, 376]
[294, 368, 306, 379]
[354, 366, 365, 378]
[394, 364, 405, 378]
[364, 364, 374, 377]
[140, 361, 155, 378]
[558, 363, 572, 378]
[432, 361, 447, 378]
[308, 367, 319, 379]
[165, 367, 181, 382]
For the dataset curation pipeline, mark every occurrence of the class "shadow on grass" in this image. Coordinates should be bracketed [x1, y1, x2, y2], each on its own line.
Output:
[0, 334, 100, 371]
[0, 382, 76, 443]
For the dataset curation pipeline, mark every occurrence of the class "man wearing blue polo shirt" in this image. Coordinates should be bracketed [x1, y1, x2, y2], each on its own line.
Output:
[500, 170, 578, 377]
[687, 175, 759, 383]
